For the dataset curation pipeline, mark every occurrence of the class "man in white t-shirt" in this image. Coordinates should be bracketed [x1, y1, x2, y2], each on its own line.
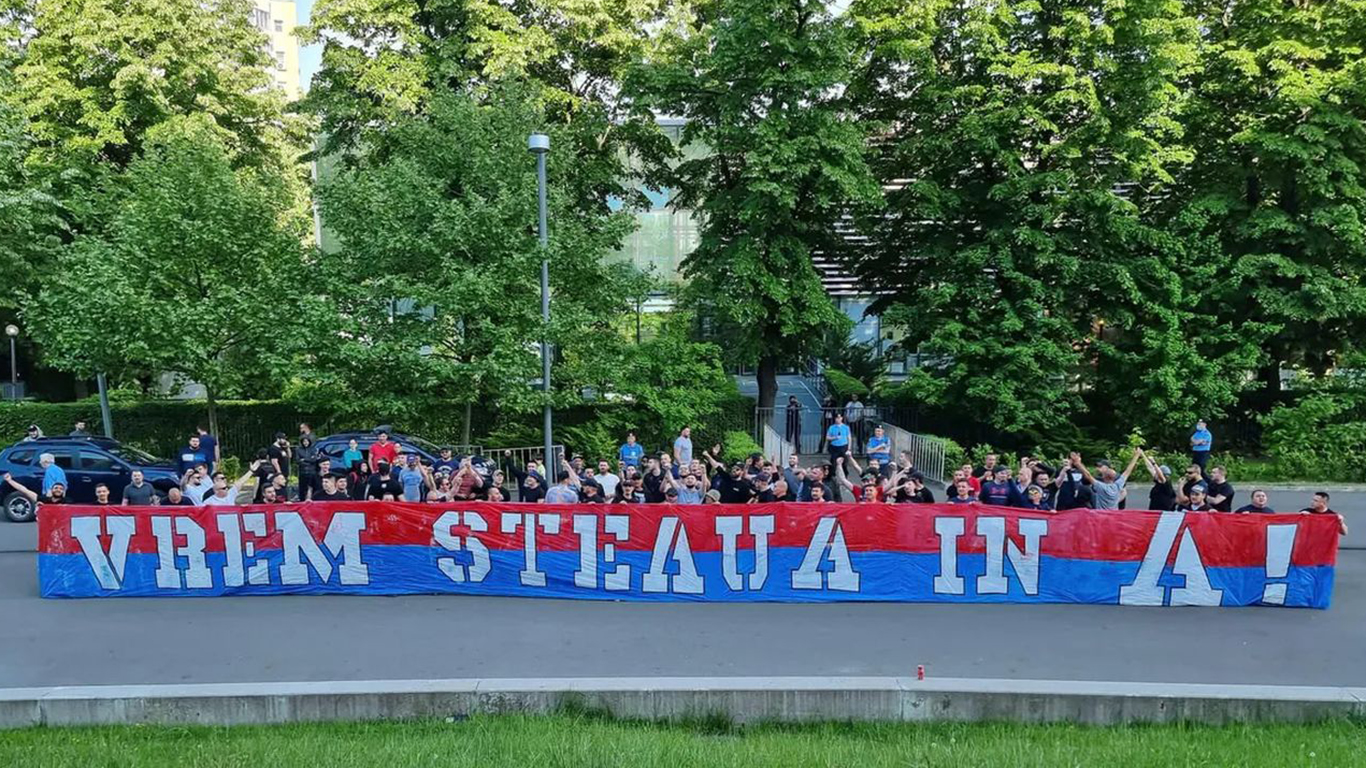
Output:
[593, 460, 620, 499]
[201, 462, 259, 507]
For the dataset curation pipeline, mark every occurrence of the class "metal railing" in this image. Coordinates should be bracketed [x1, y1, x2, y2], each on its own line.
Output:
[753, 405, 946, 482]
[484, 444, 565, 492]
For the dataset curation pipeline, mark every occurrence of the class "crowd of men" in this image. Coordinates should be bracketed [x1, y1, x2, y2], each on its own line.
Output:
[0, 420, 1349, 535]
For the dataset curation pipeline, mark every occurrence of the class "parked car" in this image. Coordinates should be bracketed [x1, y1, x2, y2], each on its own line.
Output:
[314, 428, 493, 478]
[0, 437, 182, 522]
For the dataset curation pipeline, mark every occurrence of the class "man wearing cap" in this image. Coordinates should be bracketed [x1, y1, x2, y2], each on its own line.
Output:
[1190, 420, 1213, 471]
[825, 413, 851, 469]
[21, 424, 43, 442]
[1178, 484, 1213, 512]
[703, 489, 722, 504]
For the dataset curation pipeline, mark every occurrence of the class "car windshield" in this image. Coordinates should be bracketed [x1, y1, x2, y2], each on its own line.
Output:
[399, 435, 443, 455]
[105, 444, 164, 466]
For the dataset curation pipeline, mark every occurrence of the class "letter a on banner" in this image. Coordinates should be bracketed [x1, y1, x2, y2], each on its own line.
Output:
[792, 516, 859, 592]
[1119, 511, 1222, 606]
[643, 517, 703, 594]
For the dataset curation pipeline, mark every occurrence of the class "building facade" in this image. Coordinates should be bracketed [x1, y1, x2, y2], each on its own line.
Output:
[249, 1, 302, 97]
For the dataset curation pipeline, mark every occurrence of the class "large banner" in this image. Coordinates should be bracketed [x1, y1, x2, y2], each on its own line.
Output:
[38, 502, 1339, 608]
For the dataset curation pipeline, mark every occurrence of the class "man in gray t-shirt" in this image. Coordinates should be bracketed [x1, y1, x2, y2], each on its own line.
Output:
[121, 470, 157, 506]
[673, 427, 694, 466]
[1074, 448, 1144, 510]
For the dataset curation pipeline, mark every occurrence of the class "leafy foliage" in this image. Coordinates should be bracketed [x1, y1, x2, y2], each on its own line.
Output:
[632, 0, 875, 408]
[25, 116, 308, 414]
[293, 86, 641, 423]
[823, 369, 869, 401]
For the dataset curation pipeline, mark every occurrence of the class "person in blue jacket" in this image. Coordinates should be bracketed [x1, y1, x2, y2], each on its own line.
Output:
[825, 413, 851, 468]
[1190, 419, 1213, 471]
[619, 431, 645, 469]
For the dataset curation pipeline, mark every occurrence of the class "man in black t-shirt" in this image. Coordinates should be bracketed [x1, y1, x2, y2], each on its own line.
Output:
[1300, 491, 1349, 536]
[718, 464, 755, 504]
[315, 474, 351, 501]
[365, 463, 403, 500]
[1204, 466, 1235, 512]
[268, 434, 292, 481]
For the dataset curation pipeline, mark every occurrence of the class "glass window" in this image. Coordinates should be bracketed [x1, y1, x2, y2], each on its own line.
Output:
[80, 451, 117, 471]
[274, 20, 284, 32]
[49, 449, 75, 469]
[5, 448, 34, 465]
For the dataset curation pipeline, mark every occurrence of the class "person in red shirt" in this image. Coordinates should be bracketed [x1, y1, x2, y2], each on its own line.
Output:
[368, 431, 399, 471]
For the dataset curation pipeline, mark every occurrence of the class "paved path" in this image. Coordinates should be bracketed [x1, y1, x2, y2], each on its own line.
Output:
[1, 542, 1361, 689]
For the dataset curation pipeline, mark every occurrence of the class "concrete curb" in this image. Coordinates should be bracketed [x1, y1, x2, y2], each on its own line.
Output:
[2, 676, 1363, 729]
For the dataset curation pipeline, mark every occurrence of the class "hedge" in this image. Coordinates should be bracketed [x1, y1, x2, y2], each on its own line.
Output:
[824, 368, 870, 401]
[0, 393, 758, 467]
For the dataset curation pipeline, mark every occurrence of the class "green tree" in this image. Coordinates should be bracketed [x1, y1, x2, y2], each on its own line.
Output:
[3, 0, 310, 322]
[12, 0, 301, 174]
[1172, 0, 1366, 402]
[293, 88, 645, 434]
[633, 0, 877, 409]
[25, 116, 307, 433]
[847, 0, 1255, 439]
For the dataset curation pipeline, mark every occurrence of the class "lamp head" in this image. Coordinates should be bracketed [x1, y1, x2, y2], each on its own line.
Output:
[527, 133, 550, 153]
[4, 325, 16, 338]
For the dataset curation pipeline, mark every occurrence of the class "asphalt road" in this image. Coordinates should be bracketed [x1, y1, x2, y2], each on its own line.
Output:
[1, 501, 1362, 690]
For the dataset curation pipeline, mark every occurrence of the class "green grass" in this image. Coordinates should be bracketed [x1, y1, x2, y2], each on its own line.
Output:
[2, 715, 1364, 767]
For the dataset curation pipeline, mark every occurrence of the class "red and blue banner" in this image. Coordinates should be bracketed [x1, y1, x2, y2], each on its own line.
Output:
[38, 502, 1339, 608]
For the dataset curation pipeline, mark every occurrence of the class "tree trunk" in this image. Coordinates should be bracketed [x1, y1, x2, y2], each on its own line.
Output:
[462, 401, 472, 449]
[757, 353, 779, 410]
[205, 385, 220, 438]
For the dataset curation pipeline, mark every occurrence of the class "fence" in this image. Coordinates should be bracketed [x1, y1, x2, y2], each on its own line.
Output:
[753, 406, 947, 482]
[485, 444, 565, 493]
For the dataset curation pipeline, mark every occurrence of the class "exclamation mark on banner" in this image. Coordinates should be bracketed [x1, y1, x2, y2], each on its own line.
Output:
[1261, 524, 1298, 605]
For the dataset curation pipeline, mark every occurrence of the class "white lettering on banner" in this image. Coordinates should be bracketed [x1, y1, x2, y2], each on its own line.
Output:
[278, 511, 370, 586]
[572, 515, 598, 589]
[976, 517, 1048, 596]
[604, 514, 631, 591]
[150, 516, 212, 589]
[716, 515, 775, 591]
[216, 513, 270, 588]
[1262, 524, 1298, 605]
[642, 516, 703, 594]
[501, 513, 561, 587]
[434, 511, 490, 583]
[573, 514, 638, 590]
[933, 517, 965, 595]
[71, 515, 135, 591]
[791, 516, 860, 592]
[1118, 511, 1223, 606]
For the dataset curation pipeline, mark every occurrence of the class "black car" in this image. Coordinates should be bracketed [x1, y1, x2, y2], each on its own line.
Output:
[0, 437, 182, 522]
[313, 429, 492, 477]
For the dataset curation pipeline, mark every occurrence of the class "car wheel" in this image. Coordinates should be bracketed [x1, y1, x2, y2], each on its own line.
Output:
[3, 491, 36, 523]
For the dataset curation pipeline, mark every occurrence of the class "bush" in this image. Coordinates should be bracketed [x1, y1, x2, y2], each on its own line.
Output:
[719, 430, 763, 465]
[824, 368, 870, 401]
[1259, 391, 1366, 482]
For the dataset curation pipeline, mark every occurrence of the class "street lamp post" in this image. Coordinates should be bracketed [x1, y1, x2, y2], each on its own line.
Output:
[528, 133, 553, 472]
[4, 324, 17, 400]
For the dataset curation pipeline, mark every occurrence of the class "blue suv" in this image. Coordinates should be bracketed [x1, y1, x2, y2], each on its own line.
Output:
[0, 437, 182, 522]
